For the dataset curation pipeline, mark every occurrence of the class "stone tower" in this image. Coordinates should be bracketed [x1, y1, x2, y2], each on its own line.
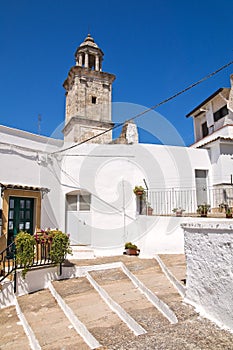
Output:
[63, 34, 116, 143]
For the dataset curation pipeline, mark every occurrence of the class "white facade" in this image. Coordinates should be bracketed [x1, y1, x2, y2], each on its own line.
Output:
[0, 122, 214, 255]
[187, 86, 233, 144]
[183, 221, 233, 332]
[1, 34, 233, 257]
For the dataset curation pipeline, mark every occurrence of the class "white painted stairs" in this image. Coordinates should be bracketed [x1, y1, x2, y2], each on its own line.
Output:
[0, 259, 186, 350]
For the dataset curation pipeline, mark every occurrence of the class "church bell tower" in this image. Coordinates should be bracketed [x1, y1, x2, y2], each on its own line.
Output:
[63, 34, 116, 143]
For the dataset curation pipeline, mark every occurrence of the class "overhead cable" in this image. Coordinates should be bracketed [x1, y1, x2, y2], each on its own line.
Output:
[51, 59, 233, 155]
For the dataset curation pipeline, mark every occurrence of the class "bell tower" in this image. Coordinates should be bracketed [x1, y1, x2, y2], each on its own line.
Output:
[63, 34, 116, 143]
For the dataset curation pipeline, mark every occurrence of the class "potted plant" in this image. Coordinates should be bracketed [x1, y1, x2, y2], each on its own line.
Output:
[15, 231, 36, 278]
[147, 206, 153, 216]
[219, 202, 227, 213]
[133, 185, 145, 196]
[226, 207, 232, 218]
[124, 242, 140, 256]
[146, 202, 153, 216]
[197, 203, 210, 217]
[172, 207, 185, 217]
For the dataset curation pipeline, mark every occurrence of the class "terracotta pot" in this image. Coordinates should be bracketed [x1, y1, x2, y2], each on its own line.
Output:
[226, 213, 232, 218]
[135, 191, 143, 196]
[125, 248, 139, 256]
[147, 208, 153, 216]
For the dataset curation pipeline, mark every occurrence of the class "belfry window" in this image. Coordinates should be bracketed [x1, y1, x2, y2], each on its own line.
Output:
[213, 105, 228, 122]
[89, 54, 95, 69]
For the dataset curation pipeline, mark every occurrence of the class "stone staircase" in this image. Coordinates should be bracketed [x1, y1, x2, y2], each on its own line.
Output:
[1, 255, 233, 350]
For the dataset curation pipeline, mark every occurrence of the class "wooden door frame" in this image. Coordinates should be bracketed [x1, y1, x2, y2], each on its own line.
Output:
[0, 189, 41, 251]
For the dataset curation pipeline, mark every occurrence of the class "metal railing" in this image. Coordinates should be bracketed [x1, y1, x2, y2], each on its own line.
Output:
[0, 242, 16, 282]
[0, 240, 57, 293]
[147, 186, 233, 216]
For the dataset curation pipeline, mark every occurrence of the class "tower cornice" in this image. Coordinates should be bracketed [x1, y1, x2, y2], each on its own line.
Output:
[63, 66, 116, 91]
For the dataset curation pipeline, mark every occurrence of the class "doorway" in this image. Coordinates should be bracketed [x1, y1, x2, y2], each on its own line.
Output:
[195, 170, 208, 206]
[7, 197, 34, 245]
[66, 192, 91, 245]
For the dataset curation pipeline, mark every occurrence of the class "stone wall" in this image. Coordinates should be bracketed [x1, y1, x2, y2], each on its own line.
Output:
[183, 221, 233, 331]
[63, 66, 115, 144]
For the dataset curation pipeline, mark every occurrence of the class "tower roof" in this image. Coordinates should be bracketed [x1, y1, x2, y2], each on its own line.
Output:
[75, 33, 104, 62]
[79, 33, 99, 49]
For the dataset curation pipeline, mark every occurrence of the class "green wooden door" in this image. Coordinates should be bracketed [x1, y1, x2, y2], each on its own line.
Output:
[7, 197, 34, 245]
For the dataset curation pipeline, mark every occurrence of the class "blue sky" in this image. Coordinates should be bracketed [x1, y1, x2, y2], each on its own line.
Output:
[1, 0, 233, 146]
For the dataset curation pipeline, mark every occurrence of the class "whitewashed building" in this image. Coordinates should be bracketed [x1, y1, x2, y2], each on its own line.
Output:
[1, 34, 233, 256]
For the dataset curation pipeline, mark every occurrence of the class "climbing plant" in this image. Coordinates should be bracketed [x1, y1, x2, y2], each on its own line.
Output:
[15, 231, 36, 278]
[50, 230, 72, 265]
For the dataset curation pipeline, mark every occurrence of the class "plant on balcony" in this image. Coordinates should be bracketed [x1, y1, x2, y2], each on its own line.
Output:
[146, 202, 153, 215]
[15, 231, 36, 278]
[147, 206, 154, 216]
[124, 242, 140, 256]
[34, 229, 54, 243]
[133, 185, 145, 196]
[219, 202, 228, 213]
[197, 203, 210, 217]
[226, 207, 232, 218]
[50, 230, 72, 265]
[172, 207, 185, 217]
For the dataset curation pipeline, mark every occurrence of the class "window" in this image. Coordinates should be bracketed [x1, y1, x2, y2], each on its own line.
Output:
[66, 195, 77, 211]
[195, 169, 207, 178]
[213, 105, 228, 122]
[202, 121, 208, 138]
[79, 194, 91, 211]
[92, 96, 97, 104]
[66, 193, 91, 211]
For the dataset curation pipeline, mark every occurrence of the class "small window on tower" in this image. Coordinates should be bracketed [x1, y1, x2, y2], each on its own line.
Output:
[92, 96, 97, 104]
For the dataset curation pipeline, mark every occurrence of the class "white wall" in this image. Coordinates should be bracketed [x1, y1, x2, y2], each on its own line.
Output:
[0, 125, 213, 256]
[192, 125, 233, 149]
[183, 221, 233, 332]
[207, 141, 233, 186]
[0, 126, 63, 230]
[61, 143, 211, 250]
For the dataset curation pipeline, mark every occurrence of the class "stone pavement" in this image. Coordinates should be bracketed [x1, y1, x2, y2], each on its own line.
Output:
[1, 255, 233, 350]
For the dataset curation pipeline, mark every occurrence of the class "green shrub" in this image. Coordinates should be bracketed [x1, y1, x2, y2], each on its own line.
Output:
[15, 231, 36, 278]
[125, 242, 138, 250]
[50, 231, 72, 264]
[133, 186, 145, 195]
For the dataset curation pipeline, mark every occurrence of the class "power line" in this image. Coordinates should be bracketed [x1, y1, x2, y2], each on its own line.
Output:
[52, 59, 233, 155]
[54, 158, 136, 220]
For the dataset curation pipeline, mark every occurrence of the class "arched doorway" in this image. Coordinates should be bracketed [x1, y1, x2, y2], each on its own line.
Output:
[65, 190, 92, 245]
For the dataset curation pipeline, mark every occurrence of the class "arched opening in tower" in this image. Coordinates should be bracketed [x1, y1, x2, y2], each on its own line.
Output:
[88, 54, 96, 70]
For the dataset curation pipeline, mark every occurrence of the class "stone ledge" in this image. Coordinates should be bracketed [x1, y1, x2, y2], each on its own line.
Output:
[181, 220, 233, 231]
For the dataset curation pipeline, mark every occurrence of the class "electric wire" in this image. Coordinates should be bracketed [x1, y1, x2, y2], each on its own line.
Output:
[51, 59, 233, 155]
[54, 158, 136, 220]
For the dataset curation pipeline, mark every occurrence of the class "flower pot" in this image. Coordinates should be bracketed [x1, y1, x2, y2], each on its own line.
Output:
[135, 191, 143, 196]
[125, 248, 139, 256]
[226, 213, 232, 218]
[147, 207, 153, 216]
